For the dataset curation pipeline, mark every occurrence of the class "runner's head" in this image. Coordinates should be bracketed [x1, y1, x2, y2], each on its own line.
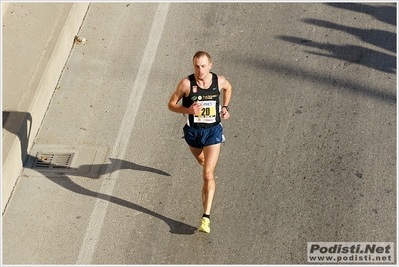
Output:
[193, 51, 213, 80]
[193, 51, 211, 63]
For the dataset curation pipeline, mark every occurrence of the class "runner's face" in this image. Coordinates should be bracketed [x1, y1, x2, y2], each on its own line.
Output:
[193, 55, 212, 80]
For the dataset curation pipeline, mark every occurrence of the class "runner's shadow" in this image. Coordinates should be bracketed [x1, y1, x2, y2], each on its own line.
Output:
[25, 154, 197, 235]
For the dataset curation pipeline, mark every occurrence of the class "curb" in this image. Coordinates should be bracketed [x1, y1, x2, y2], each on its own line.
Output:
[2, 3, 90, 213]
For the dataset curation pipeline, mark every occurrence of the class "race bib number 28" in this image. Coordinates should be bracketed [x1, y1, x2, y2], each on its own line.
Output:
[194, 101, 217, 123]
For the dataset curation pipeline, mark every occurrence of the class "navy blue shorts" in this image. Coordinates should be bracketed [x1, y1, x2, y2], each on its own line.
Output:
[183, 123, 223, 148]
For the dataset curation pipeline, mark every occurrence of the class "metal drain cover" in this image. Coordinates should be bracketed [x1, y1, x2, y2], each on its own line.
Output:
[33, 152, 75, 169]
[23, 145, 108, 178]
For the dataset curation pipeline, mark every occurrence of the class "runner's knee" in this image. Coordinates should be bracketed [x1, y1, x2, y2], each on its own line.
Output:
[203, 170, 214, 182]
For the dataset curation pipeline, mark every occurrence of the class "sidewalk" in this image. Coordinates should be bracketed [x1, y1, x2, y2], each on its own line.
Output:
[2, 2, 90, 213]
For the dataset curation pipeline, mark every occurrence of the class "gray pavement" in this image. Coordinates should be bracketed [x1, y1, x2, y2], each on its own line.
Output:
[2, 2, 396, 265]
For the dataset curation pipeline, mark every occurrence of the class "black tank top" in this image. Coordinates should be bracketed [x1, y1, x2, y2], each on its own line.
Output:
[182, 72, 221, 128]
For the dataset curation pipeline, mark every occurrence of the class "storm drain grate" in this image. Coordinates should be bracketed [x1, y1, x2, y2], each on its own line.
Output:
[33, 152, 75, 169]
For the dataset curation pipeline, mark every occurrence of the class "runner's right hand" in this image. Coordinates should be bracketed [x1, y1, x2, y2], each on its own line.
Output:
[190, 101, 203, 114]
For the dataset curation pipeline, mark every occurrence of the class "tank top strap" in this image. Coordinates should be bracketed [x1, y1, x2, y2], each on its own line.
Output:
[188, 74, 196, 86]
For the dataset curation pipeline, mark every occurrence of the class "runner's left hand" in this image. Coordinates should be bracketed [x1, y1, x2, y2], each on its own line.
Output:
[221, 109, 230, 119]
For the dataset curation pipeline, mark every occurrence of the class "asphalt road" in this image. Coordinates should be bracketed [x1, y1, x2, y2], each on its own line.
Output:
[2, 2, 396, 264]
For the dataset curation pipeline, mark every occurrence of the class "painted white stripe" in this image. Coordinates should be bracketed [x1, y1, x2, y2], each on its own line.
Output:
[76, 3, 169, 264]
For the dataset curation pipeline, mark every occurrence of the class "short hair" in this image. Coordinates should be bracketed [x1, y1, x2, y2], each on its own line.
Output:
[193, 51, 211, 63]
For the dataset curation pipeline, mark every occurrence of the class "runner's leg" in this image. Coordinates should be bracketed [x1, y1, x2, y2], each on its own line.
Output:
[189, 145, 204, 166]
[202, 143, 220, 215]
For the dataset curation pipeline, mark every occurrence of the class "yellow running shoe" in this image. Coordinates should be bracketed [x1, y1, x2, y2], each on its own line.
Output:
[198, 217, 210, 233]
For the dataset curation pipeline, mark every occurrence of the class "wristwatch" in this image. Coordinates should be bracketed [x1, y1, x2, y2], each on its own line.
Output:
[222, 106, 229, 111]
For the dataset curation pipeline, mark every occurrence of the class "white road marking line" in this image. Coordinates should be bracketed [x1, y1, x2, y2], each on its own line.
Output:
[76, 3, 169, 264]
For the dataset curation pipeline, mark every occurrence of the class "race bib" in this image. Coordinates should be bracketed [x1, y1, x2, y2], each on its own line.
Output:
[194, 101, 217, 123]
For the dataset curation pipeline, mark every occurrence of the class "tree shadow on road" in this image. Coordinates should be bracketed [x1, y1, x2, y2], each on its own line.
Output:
[24, 154, 197, 235]
[228, 52, 396, 104]
[277, 36, 396, 75]
[326, 2, 396, 26]
[302, 18, 396, 53]
[277, 2, 396, 75]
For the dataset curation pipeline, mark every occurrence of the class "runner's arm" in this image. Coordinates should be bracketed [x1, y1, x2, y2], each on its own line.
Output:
[219, 76, 232, 119]
[168, 78, 202, 114]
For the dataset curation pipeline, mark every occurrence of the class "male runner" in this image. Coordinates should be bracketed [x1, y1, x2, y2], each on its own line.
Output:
[167, 51, 232, 233]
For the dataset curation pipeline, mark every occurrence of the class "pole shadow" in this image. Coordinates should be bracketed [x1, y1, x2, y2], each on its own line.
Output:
[24, 155, 196, 235]
[3, 110, 196, 235]
[3, 111, 32, 163]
